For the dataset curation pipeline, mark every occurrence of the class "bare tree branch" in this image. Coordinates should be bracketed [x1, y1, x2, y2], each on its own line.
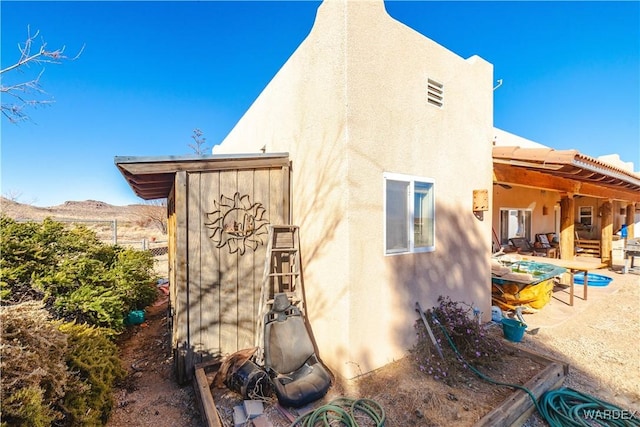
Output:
[188, 128, 210, 155]
[133, 199, 168, 235]
[1, 26, 83, 123]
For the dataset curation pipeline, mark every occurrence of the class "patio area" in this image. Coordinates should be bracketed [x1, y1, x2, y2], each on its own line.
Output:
[503, 265, 640, 423]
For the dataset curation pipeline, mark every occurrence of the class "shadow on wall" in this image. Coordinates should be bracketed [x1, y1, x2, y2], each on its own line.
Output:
[390, 201, 491, 352]
[292, 121, 348, 328]
[174, 122, 349, 382]
[285, 121, 352, 373]
[335, 201, 491, 375]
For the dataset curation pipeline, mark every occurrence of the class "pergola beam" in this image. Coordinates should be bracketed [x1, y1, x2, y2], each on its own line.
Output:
[493, 163, 640, 202]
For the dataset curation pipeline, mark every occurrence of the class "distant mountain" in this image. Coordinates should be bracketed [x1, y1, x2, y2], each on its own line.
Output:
[0, 197, 147, 222]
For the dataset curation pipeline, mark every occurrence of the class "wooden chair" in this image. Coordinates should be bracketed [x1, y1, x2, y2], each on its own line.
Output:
[535, 234, 558, 258]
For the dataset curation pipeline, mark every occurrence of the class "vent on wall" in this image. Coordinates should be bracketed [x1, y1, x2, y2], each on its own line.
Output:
[427, 78, 443, 108]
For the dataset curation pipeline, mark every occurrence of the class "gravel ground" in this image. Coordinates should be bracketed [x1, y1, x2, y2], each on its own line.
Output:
[519, 267, 640, 426]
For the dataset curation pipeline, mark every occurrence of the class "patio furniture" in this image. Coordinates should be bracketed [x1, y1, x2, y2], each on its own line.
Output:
[623, 238, 640, 274]
[518, 255, 607, 306]
[574, 233, 601, 257]
[535, 234, 558, 258]
[509, 237, 548, 257]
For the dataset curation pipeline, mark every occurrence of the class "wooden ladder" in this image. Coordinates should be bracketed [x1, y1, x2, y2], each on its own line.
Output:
[255, 225, 305, 362]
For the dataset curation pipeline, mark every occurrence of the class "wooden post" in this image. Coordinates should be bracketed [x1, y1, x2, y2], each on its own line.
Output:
[113, 219, 118, 245]
[175, 171, 190, 384]
[559, 195, 575, 260]
[626, 203, 636, 238]
[600, 200, 613, 266]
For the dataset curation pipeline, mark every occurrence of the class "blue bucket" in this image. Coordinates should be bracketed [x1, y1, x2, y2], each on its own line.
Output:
[573, 273, 612, 287]
[501, 318, 527, 342]
[126, 310, 145, 325]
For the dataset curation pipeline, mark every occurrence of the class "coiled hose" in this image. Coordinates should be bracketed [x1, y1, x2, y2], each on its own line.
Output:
[289, 397, 385, 427]
[431, 314, 640, 427]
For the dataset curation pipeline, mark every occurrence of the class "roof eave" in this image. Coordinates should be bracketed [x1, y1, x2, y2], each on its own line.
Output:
[115, 152, 290, 200]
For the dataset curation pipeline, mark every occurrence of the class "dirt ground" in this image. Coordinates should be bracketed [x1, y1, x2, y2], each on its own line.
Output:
[106, 295, 542, 427]
[4, 199, 638, 426]
[107, 266, 639, 427]
[106, 296, 204, 427]
[518, 268, 640, 426]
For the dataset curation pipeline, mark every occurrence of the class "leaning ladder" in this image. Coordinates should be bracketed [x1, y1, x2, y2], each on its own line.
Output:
[255, 225, 305, 363]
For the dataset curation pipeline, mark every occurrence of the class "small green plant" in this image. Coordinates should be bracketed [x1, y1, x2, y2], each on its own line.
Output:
[413, 296, 504, 385]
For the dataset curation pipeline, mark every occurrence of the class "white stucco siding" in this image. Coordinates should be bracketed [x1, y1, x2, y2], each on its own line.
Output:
[213, 0, 354, 376]
[214, 0, 494, 379]
[339, 4, 494, 375]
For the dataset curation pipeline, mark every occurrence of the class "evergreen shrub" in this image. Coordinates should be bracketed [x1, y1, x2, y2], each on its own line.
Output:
[58, 322, 126, 425]
[0, 216, 159, 425]
[0, 302, 125, 427]
[0, 216, 158, 331]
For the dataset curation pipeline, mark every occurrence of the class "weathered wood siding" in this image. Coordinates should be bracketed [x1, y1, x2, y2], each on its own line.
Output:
[171, 165, 289, 382]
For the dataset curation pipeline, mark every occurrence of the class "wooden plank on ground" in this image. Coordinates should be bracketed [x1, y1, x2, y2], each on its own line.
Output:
[193, 367, 223, 427]
[473, 360, 566, 427]
[503, 343, 569, 375]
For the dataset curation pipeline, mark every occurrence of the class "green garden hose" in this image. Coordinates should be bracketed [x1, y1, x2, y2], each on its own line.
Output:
[431, 314, 640, 427]
[538, 388, 640, 427]
[289, 397, 385, 427]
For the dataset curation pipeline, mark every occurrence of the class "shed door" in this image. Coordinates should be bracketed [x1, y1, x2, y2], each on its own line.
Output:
[174, 164, 290, 378]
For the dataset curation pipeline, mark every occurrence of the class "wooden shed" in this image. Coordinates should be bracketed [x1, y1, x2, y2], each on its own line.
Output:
[115, 153, 291, 382]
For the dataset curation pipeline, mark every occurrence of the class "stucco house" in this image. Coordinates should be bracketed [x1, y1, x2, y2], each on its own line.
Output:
[210, 0, 495, 380]
[116, 0, 639, 382]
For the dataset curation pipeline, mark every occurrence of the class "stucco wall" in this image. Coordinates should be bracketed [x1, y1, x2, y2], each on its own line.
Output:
[214, 0, 494, 378]
[492, 186, 561, 243]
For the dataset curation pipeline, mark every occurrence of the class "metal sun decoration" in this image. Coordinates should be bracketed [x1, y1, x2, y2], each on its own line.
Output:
[204, 192, 269, 255]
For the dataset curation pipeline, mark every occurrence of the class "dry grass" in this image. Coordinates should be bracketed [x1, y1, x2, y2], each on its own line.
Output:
[206, 331, 546, 427]
[327, 342, 545, 426]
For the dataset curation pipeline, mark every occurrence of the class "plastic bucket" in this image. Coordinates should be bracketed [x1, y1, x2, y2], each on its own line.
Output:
[573, 273, 612, 287]
[501, 318, 527, 342]
[126, 310, 145, 325]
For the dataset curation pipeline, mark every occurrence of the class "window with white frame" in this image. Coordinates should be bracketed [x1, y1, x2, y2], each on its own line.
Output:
[384, 173, 435, 254]
[499, 208, 532, 245]
[578, 206, 593, 228]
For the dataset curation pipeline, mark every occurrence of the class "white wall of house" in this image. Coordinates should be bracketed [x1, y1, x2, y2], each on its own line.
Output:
[213, 0, 494, 378]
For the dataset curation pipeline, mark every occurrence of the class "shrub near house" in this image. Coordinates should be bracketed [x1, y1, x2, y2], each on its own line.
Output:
[0, 216, 158, 426]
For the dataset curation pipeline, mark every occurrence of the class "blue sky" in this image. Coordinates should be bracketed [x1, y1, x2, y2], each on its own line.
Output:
[2, 1, 638, 207]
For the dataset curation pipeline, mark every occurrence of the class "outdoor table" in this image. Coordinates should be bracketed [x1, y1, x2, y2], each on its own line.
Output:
[520, 256, 607, 306]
